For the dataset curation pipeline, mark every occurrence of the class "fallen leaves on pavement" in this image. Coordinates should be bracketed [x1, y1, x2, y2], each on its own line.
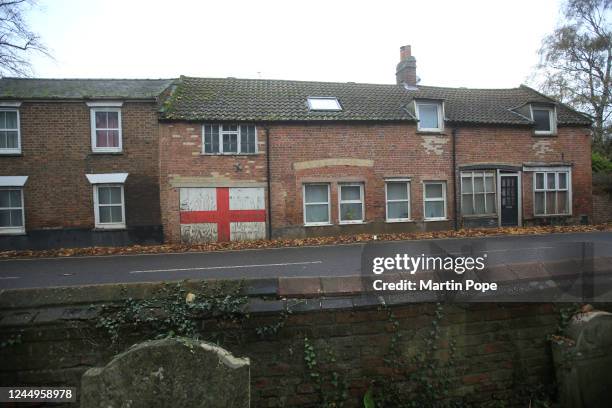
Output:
[1, 223, 611, 260]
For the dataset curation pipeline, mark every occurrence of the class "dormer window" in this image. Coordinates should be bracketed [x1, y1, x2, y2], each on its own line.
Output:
[307, 97, 342, 111]
[416, 101, 443, 132]
[531, 106, 556, 135]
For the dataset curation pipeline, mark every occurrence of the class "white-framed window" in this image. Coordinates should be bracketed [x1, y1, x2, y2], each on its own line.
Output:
[534, 171, 571, 216]
[303, 183, 331, 226]
[0, 188, 25, 234]
[416, 101, 444, 132]
[339, 183, 364, 224]
[203, 124, 257, 154]
[461, 171, 496, 216]
[307, 97, 342, 111]
[385, 181, 410, 222]
[93, 184, 126, 229]
[531, 105, 556, 135]
[0, 109, 20, 154]
[423, 181, 447, 220]
[90, 108, 122, 153]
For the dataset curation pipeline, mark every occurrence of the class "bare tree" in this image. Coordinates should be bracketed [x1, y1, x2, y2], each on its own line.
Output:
[533, 0, 612, 147]
[0, 0, 49, 77]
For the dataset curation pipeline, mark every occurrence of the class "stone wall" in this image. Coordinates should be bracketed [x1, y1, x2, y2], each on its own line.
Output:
[0, 280, 607, 407]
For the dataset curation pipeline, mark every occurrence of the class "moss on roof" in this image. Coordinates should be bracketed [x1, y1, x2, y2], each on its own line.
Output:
[160, 76, 591, 126]
[0, 78, 174, 100]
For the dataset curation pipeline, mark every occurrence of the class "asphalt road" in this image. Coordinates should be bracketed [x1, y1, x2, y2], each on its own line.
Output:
[0, 232, 611, 290]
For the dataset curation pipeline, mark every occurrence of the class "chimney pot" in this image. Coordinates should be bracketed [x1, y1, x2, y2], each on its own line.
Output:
[400, 45, 412, 60]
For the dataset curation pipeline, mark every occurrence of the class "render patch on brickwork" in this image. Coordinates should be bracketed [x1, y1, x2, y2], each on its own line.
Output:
[293, 158, 374, 170]
[421, 135, 448, 155]
[532, 140, 556, 157]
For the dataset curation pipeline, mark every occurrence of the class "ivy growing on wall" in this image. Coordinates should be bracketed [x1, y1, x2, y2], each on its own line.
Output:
[303, 336, 349, 407]
[95, 281, 249, 346]
[373, 303, 466, 408]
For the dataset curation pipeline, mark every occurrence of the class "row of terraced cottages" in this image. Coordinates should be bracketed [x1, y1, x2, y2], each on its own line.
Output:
[0, 46, 593, 249]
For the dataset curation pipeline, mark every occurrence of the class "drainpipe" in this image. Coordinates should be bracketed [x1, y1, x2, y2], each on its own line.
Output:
[452, 128, 458, 231]
[265, 126, 273, 239]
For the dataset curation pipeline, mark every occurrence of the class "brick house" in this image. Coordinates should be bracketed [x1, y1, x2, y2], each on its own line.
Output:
[0, 46, 593, 249]
[158, 46, 592, 244]
[0, 78, 172, 249]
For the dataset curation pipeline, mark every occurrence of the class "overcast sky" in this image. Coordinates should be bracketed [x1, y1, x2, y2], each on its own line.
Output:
[26, 0, 563, 88]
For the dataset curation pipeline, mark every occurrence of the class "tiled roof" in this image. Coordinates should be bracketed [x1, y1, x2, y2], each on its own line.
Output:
[160, 76, 591, 126]
[0, 78, 174, 100]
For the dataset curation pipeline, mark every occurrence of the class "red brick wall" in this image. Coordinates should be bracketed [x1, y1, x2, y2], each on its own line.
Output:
[0, 101, 161, 231]
[2, 292, 589, 407]
[158, 122, 268, 243]
[268, 123, 454, 237]
[159, 121, 593, 243]
[455, 126, 592, 224]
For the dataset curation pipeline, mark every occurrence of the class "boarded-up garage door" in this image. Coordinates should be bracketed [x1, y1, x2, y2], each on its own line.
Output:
[179, 187, 266, 243]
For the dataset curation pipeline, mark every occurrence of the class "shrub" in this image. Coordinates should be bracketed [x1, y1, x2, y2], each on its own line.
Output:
[592, 152, 612, 173]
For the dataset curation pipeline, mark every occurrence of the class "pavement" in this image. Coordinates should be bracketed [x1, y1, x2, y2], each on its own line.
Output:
[0, 231, 611, 291]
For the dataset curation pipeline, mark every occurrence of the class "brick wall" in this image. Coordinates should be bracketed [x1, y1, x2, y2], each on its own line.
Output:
[456, 126, 592, 225]
[593, 193, 612, 223]
[268, 123, 454, 238]
[592, 173, 612, 224]
[160, 121, 592, 243]
[0, 284, 598, 407]
[158, 122, 269, 243]
[0, 101, 162, 248]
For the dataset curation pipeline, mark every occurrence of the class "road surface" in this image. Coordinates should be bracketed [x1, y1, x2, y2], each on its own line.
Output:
[0, 232, 610, 290]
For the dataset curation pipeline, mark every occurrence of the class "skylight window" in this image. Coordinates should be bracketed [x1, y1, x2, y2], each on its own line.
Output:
[307, 97, 342, 111]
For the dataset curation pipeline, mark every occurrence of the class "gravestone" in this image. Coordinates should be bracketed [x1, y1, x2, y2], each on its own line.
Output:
[81, 337, 250, 408]
[552, 309, 612, 408]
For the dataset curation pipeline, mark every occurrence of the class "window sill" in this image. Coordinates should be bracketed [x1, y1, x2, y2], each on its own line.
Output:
[533, 214, 571, 218]
[304, 223, 333, 227]
[201, 153, 260, 156]
[94, 226, 127, 231]
[91, 151, 124, 155]
[416, 130, 446, 135]
[462, 214, 497, 219]
[0, 230, 26, 235]
[424, 218, 448, 222]
[339, 221, 366, 225]
[0, 151, 22, 156]
[385, 219, 413, 223]
[533, 133, 557, 137]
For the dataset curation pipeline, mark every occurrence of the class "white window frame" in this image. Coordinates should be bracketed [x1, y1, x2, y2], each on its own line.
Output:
[416, 101, 444, 132]
[460, 171, 497, 216]
[0, 187, 25, 234]
[202, 124, 258, 155]
[0, 108, 21, 154]
[307, 97, 342, 111]
[93, 184, 126, 229]
[423, 181, 447, 221]
[533, 170, 572, 216]
[385, 180, 411, 222]
[338, 183, 365, 224]
[530, 105, 557, 135]
[303, 183, 331, 226]
[90, 107, 123, 153]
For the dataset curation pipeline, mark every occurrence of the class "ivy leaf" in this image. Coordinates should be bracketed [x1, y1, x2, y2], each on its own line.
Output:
[363, 386, 375, 408]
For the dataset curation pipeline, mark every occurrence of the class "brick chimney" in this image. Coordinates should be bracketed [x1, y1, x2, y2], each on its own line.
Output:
[396, 45, 417, 87]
